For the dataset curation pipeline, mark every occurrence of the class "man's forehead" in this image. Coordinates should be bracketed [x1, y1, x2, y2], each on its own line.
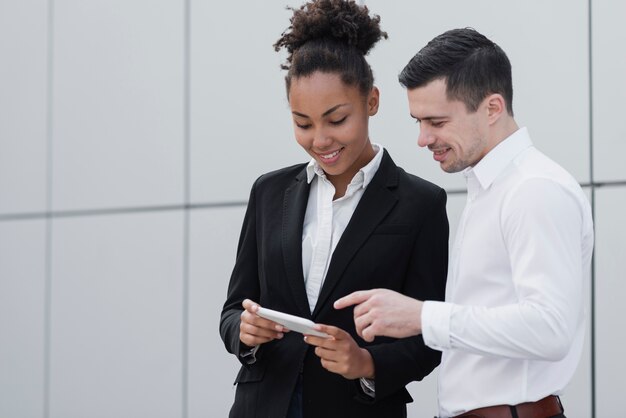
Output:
[408, 80, 469, 111]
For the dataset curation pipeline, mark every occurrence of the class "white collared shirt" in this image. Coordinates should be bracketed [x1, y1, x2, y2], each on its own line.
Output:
[421, 128, 594, 417]
[302, 143, 384, 313]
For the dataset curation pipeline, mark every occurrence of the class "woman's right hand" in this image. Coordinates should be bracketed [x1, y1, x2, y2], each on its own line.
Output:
[239, 299, 288, 347]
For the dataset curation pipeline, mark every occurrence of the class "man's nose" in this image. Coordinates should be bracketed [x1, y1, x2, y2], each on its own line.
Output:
[417, 125, 435, 148]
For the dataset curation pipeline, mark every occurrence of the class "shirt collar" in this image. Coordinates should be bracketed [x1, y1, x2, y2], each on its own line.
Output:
[305, 143, 384, 189]
[464, 127, 533, 190]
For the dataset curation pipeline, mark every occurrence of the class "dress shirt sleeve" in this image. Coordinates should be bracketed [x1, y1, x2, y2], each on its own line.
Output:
[239, 345, 260, 365]
[359, 377, 376, 397]
[421, 300, 453, 350]
[430, 178, 586, 360]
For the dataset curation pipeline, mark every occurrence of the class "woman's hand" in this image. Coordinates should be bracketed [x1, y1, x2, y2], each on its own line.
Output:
[239, 299, 288, 347]
[304, 324, 374, 380]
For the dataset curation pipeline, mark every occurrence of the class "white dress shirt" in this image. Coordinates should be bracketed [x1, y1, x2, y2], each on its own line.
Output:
[302, 143, 384, 313]
[421, 128, 594, 417]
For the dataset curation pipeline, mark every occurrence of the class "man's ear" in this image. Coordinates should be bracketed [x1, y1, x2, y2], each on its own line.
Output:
[368, 86, 380, 116]
[485, 93, 506, 125]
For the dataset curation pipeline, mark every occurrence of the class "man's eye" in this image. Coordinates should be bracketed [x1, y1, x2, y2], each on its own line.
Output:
[431, 121, 444, 127]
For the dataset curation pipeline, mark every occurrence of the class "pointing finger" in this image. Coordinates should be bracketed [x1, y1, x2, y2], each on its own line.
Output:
[334, 290, 375, 310]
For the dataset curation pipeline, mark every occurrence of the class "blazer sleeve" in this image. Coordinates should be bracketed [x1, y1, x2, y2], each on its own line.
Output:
[362, 187, 449, 402]
[219, 179, 262, 364]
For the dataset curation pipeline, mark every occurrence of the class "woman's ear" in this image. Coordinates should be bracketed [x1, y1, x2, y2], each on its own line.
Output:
[368, 86, 380, 116]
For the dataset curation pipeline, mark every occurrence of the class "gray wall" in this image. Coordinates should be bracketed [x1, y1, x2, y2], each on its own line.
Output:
[1, 1, 624, 417]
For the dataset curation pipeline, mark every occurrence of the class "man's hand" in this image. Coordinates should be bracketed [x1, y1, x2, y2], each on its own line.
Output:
[239, 299, 288, 347]
[334, 289, 424, 342]
[304, 324, 374, 380]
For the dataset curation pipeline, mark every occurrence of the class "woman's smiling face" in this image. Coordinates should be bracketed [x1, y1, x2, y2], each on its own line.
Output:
[288, 71, 379, 187]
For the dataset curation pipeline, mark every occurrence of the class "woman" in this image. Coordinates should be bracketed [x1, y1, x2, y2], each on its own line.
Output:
[219, 1, 448, 417]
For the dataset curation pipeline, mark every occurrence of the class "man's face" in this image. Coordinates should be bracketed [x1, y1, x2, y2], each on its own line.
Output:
[407, 78, 490, 173]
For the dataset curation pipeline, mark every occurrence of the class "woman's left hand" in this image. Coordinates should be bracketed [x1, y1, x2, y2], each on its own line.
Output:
[304, 324, 374, 380]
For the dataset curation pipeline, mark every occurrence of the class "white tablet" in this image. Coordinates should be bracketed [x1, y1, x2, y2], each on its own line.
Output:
[256, 307, 330, 338]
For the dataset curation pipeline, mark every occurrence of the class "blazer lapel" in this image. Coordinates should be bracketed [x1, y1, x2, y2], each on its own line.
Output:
[312, 151, 399, 318]
[282, 167, 313, 318]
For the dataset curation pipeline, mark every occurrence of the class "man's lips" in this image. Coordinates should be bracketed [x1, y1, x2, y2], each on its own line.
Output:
[431, 147, 451, 162]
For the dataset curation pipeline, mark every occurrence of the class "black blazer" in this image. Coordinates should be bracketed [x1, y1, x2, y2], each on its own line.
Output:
[220, 150, 448, 418]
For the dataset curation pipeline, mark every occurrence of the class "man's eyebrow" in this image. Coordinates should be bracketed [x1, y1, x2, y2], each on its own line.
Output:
[410, 114, 446, 122]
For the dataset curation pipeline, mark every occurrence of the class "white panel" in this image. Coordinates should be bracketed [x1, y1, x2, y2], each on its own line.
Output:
[188, 207, 246, 418]
[0, 220, 46, 418]
[365, 0, 589, 189]
[406, 369, 439, 416]
[190, 0, 315, 204]
[592, 0, 626, 182]
[559, 187, 592, 418]
[49, 212, 183, 418]
[52, 0, 184, 210]
[0, 0, 47, 214]
[595, 186, 626, 417]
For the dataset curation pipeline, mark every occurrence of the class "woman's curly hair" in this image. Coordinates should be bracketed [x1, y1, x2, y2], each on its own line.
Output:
[273, 0, 387, 95]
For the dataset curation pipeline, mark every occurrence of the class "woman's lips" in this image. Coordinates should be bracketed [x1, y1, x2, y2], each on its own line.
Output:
[318, 148, 343, 164]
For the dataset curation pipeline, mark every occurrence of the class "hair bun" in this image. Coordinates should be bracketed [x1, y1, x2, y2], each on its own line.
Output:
[274, 0, 387, 56]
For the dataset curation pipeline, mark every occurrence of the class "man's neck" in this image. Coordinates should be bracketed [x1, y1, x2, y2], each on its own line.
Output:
[489, 116, 520, 149]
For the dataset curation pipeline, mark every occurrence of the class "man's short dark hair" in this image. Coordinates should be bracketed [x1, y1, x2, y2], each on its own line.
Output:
[399, 28, 514, 116]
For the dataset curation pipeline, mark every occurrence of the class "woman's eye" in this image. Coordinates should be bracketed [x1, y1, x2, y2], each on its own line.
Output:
[295, 123, 311, 129]
[330, 116, 347, 125]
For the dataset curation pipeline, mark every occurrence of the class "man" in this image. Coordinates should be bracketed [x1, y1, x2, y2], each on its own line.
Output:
[334, 28, 594, 418]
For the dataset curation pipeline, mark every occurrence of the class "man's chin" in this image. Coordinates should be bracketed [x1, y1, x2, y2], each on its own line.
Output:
[441, 163, 464, 174]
